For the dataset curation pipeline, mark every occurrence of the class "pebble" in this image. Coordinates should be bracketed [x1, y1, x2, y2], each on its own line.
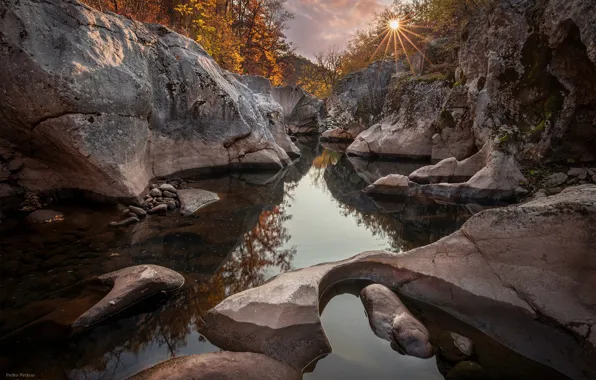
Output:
[150, 188, 162, 197]
[128, 206, 147, 218]
[109, 216, 139, 227]
[148, 204, 168, 214]
[438, 331, 474, 362]
[547, 187, 563, 195]
[166, 200, 177, 210]
[163, 190, 177, 198]
[159, 184, 177, 193]
[150, 184, 158, 189]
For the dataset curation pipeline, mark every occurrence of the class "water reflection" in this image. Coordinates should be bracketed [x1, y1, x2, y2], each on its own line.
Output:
[0, 142, 476, 379]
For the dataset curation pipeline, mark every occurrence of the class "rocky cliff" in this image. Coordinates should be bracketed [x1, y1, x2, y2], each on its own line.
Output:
[0, 0, 296, 201]
[339, 0, 596, 202]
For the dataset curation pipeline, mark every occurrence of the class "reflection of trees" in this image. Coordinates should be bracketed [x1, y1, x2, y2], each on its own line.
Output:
[309, 149, 343, 188]
[199, 203, 296, 306]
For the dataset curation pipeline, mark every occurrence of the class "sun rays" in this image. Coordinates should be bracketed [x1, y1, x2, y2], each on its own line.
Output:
[369, 16, 429, 74]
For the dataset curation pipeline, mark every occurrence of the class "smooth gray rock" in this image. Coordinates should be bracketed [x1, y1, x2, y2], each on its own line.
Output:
[72, 265, 184, 330]
[360, 284, 433, 358]
[149, 189, 162, 198]
[162, 190, 176, 198]
[271, 85, 324, 135]
[178, 189, 220, 216]
[166, 200, 177, 211]
[0, 0, 290, 199]
[129, 351, 301, 380]
[159, 184, 177, 193]
[568, 168, 588, 180]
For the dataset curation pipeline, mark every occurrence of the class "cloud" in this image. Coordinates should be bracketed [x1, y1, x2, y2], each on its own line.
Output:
[284, 0, 392, 58]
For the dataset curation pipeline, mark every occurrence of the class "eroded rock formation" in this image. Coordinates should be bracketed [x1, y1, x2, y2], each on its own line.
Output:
[271, 85, 324, 135]
[200, 185, 596, 379]
[0, 0, 294, 200]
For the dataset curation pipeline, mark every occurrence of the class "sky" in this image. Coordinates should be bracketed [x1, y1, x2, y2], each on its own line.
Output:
[284, 0, 394, 59]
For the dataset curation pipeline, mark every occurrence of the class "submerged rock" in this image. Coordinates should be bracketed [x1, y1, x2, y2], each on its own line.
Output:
[438, 331, 474, 362]
[109, 216, 139, 227]
[177, 189, 220, 216]
[25, 209, 64, 224]
[360, 284, 433, 358]
[73, 265, 184, 330]
[446, 361, 486, 380]
[129, 351, 301, 380]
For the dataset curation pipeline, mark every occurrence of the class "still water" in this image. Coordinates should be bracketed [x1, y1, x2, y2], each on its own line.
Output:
[0, 138, 569, 379]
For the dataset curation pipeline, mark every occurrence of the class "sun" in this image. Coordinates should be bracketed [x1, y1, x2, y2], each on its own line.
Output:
[389, 19, 400, 30]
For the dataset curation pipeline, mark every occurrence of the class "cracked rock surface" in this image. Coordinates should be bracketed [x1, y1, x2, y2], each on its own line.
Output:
[0, 0, 291, 200]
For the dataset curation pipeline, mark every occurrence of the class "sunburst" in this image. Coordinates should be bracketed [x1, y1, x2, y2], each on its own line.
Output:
[369, 16, 430, 74]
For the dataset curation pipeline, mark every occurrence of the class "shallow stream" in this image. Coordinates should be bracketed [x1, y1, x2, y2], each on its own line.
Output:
[0, 138, 570, 379]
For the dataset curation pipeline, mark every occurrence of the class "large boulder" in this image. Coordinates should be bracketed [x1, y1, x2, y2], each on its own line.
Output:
[0, 0, 291, 200]
[271, 85, 324, 135]
[242, 75, 301, 158]
[346, 79, 451, 159]
[324, 60, 397, 137]
[129, 351, 301, 380]
[200, 185, 596, 380]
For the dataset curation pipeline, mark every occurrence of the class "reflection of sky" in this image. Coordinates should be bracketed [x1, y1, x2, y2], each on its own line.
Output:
[307, 294, 443, 380]
[265, 164, 392, 279]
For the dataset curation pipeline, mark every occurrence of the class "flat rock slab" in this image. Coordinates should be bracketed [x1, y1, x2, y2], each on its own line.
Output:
[129, 351, 301, 380]
[177, 189, 220, 216]
[72, 265, 184, 330]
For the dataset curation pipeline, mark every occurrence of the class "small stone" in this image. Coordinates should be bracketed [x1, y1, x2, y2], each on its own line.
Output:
[155, 197, 163, 203]
[438, 331, 474, 362]
[145, 194, 152, 199]
[160, 184, 177, 193]
[109, 216, 139, 227]
[128, 206, 147, 218]
[146, 197, 153, 203]
[446, 361, 486, 380]
[150, 188, 162, 197]
[568, 167, 587, 180]
[544, 172, 567, 188]
[547, 187, 563, 195]
[163, 190, 177, 198]
[150, 184, 158, 189]
[109, 301, 116, 306]
[166, 200, 177, 210]
[588, 168, 596, 176]
[148, 204, 168, 214]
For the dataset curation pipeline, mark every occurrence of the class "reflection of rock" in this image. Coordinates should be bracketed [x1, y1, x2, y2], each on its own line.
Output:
[360, 284, 433, 358]
[129, 351, 301, 380]
[177, 189, 220, 216]
[446, 361, 486, 380]
[73, 265, 184, 330]
[201, 186, 596, 380]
